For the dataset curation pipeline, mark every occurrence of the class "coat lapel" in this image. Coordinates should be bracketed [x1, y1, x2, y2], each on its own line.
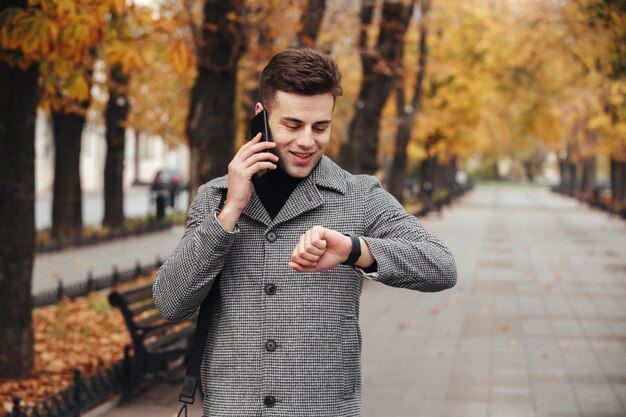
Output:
[242, 188, 272, 225]
[271, 156, 347, 227]
[208, 176, 272, 226]
[271, 178, 323, 227]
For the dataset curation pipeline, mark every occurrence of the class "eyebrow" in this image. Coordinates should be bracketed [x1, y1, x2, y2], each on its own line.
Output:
[281, 117, 331, 125]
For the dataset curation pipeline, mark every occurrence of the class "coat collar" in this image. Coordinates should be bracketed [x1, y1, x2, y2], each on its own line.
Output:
[208, 155, 347, 226]
[308, 155, 347, 195]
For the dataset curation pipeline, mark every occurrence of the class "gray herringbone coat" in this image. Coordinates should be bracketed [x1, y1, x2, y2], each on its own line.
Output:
[153, 156, 457, 417]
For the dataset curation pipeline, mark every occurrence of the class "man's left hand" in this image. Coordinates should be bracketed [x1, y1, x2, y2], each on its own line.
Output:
[289, 226, 353, 272]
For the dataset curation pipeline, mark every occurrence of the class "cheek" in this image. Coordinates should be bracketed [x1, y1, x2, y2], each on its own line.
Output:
[270, 130, 292, 147]
[315, 134, 330, 149]
[273, 145, 291, 160]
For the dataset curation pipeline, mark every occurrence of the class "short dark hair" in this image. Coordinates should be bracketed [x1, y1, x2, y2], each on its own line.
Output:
[258, 48, 343, 110]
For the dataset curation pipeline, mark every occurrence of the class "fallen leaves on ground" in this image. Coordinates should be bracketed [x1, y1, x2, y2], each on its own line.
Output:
[0, 275, 153, 411]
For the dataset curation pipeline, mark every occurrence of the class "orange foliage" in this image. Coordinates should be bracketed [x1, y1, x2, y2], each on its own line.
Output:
[0, 275, 154, 411]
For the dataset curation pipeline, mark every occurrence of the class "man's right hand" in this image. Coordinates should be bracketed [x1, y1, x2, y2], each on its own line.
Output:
[217, 133, 278, 231]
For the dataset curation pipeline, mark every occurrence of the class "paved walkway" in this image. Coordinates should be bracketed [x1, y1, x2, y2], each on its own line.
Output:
[33, 226, 184, 294]
[102, 185, 626, 417]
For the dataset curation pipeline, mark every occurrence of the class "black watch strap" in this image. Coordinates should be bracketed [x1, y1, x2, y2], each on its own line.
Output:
[341, 233, 361, 266]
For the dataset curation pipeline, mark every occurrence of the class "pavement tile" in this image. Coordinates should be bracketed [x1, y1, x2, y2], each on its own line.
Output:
[490, 385, 532, 403]
[552, 319, 585, 338]
[440, 401, 489, 417]
[490, 369, 530, 386]
[573, 384, 625, 415]
[523, 319, 554, 337]
[444, 383, 490, 402]
[613, 384, 626, 410]
[490, 401, 537, 417]
[532, 382, 580, 414]
[580, 319, 615, 338]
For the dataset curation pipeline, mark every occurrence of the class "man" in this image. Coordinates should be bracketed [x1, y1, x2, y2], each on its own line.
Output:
[153, 48, 457, 417]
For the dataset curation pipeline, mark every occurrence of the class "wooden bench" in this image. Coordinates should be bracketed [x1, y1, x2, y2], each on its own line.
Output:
[108, 282, 196, 399]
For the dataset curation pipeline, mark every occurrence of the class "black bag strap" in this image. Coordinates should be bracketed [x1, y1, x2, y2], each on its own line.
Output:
[178, 189, 227, 412]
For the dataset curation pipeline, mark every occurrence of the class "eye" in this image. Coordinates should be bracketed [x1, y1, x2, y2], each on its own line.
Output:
[313, 125, 329, 133]
[285, 124, 300, 130]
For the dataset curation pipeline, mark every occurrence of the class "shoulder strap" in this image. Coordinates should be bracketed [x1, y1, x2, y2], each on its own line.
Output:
[178, 189, 227, 407]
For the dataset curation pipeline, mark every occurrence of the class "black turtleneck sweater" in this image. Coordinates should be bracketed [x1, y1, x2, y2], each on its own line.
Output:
[252, 163, 378, 272]
[252, 166, 303, 219]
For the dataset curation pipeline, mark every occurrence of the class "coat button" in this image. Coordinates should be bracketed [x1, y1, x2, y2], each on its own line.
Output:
[263, 396, 276, 407]
[266, 231, 277, 242]
[265, 339, 277, 352]
[265, 283, 276, 295]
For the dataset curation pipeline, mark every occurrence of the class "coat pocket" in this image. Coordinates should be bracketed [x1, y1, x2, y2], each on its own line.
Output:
[341, 314, 361, 399]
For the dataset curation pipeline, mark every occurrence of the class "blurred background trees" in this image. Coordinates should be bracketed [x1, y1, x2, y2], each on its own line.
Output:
[1, 0, 625, 377]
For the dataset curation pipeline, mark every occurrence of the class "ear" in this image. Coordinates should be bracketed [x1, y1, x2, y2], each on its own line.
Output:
[255, 102, 264, 115]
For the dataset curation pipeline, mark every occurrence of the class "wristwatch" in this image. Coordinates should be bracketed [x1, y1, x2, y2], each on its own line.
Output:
[341, 233, 361, 266]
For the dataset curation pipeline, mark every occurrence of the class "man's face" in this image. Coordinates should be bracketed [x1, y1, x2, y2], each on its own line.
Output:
[256, 91, 334, 178]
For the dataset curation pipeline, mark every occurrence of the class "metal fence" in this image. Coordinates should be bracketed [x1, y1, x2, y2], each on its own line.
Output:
[5, 348, 134, 417]
[32, 258, 163, 308]
[552, 186, 626, 220]
[11, 258, 166, 416]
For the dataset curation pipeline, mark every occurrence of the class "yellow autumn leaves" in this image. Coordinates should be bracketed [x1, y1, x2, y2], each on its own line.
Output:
[0, 0, 194, 116]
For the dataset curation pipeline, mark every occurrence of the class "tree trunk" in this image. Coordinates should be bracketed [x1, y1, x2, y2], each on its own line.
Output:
[388, 119, 411, 201]
[420, 156, 436, 198]
[566, 161, 577, 196]
[297, 0, 327, 48]
[186, 0, 245, 198]
[134, 129, 142, 184]
[523, 160, 534, 182]
[611, 157, 626, 204]
[389, 0, 428, 204]
[621, 160, 626, 205]
[445, 156, 457, 188]
[339, 0, 413, 175]
[580, 156, 596, 194]
[51, 110, 84, 240]
[432, 159, 446, 192]
[0, 56, 39, 376]
[559, 158, 579, 194]
[491, 160, 500, 180]
[103, 64, 129, 229]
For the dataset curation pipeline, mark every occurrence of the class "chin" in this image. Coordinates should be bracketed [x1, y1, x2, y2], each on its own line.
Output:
[285, 167, 312, 178]
[280, 161, 317, 178]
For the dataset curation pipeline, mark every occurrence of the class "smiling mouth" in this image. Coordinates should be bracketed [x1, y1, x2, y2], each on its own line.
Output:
[291, 152, 314, 159]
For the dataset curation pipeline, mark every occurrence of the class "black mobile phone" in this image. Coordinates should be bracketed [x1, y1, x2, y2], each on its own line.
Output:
[249, 109, 272, 142]
[249, 109, 273, 177]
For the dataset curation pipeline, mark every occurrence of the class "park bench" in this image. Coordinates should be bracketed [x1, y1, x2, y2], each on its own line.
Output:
[108, 282, 196, 399]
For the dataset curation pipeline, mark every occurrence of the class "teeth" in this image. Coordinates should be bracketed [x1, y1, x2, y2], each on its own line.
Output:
[293, 153, 311, 158]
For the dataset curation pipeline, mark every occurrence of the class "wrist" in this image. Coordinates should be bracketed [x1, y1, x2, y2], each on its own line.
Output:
[216, 204, 242, 232]
[355, 237, 375, 269]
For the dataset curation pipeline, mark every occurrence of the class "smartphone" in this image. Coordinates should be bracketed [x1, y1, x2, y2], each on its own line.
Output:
[249, 109, 272, 142]
[249, 109, 273, 177]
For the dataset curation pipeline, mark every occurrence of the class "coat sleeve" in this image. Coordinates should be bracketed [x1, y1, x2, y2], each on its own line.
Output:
[153, 183, 239, 321]
[358, 178, 457, 292]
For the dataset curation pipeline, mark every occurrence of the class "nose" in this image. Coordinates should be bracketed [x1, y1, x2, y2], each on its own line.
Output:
[296, 127, 315, 148]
